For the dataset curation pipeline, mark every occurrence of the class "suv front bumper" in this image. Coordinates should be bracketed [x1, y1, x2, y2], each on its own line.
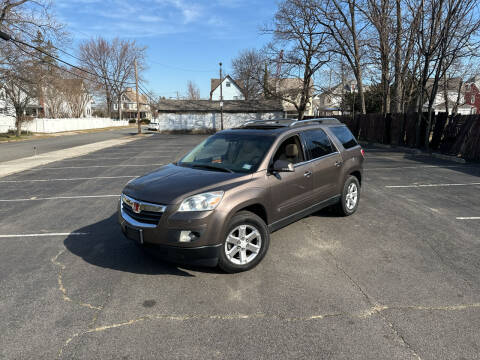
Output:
[118, 200, 224, 267]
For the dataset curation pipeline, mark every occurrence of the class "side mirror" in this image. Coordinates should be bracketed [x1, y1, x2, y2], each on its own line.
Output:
[272, 159, 295, 172]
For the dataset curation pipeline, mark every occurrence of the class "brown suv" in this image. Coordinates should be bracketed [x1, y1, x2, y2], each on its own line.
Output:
[119, 118, 364, 272]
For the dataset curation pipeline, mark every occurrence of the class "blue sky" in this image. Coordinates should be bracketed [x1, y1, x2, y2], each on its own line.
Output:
[53, 0, 277, 99]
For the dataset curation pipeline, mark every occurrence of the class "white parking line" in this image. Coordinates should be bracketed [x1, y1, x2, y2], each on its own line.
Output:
[0, 232, 88, 238]
[25, 164, 164, 170]
[367, 165, 468, 171]
[58, 156, 171, 161]
[386, 182, 480, 188]
[456, 217, 480, 220]
[0, 195, 119, 202]
[0, 176, 138, 183]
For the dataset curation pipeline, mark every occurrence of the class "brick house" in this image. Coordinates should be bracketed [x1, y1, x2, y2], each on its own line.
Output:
[464, 76, 480, 114]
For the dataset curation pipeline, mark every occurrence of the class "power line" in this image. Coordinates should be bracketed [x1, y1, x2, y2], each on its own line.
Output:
[1, 30, 137, 86]
[11, 41, 108, 87]
[5, 21, 85, 64]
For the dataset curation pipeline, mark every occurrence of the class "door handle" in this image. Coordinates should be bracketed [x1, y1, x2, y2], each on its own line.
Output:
[334, 161, 343, 167]
[304, 171, 312, 178]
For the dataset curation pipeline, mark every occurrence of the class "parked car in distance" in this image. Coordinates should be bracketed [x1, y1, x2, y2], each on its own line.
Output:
[119, 118, 365, 272]
[147, 122, 160, 131]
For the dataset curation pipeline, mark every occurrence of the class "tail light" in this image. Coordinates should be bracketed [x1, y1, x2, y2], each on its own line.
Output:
[360, 148, 365, 158]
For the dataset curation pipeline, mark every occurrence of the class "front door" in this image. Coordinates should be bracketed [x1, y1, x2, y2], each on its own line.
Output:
[267, 135, 314, 223]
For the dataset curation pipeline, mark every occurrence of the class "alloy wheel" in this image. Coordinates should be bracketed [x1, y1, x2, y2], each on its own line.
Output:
[224, 224, 262, 265]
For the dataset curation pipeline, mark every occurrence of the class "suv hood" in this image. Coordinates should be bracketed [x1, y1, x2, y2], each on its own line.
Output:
[122, 163, 248, 204]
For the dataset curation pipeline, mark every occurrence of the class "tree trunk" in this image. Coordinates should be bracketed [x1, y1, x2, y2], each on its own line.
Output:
[118, 95, 122, 121]
[356, 69, 366, 114]
[452, 79, 463, 116]
[443, 72, 449, 115]
[392, 0, 402, 113]
[15, 108, 22, 137]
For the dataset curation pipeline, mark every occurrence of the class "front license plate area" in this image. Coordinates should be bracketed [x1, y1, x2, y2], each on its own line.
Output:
[125, 226, 143, 244]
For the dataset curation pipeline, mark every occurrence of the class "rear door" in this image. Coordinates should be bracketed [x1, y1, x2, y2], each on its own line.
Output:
[267, 134, 314, 223]
[300, 129, 343, 203]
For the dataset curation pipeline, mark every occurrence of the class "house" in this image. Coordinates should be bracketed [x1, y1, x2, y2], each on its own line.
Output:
[464, 76, 480, 114]
[0, 85, 42, 118]
[155, 99, 283, 131]
[210, 75, 245, 100]
[113, 88, 152, 119]
[423, 78, 476, 115]
[270, 78, 315, 118]
[313, 80, 357, 116]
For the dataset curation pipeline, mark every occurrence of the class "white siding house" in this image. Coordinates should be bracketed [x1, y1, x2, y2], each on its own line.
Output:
[210, 75, 245, 100]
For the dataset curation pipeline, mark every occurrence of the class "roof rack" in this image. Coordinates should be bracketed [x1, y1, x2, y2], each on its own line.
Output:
[240, 117, 342, 129]
[241, 119, 293, 127]
[289, 118, 341, 127]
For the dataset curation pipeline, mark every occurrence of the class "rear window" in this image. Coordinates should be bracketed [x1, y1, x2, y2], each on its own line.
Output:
[330, 126, 358, 149]
[302, 129, 335, 159]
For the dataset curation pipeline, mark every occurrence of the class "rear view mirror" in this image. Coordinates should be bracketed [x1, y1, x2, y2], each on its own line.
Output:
[273, 160, 295, 172]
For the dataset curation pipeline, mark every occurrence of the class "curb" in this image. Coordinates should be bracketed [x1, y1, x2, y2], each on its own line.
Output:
[360, 142, 466, 164]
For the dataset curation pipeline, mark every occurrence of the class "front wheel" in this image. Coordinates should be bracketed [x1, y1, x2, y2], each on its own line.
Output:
[335, 175, 360, 216]
[218, 211, 270, 273]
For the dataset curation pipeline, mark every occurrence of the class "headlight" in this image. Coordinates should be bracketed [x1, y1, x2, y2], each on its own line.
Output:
[178, 191, 224, 212]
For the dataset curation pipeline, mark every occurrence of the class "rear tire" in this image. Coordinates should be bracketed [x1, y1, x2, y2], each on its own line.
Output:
[335, 175, 360, 216]
[218, 211, 270, 273]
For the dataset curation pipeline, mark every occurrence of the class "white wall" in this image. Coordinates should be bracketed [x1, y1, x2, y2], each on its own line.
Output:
[157, 112, 283, 131]
[0, 116, 129, 133]
[211, 78, 245, 100]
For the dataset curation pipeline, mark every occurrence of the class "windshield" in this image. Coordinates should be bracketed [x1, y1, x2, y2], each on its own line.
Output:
[178, 133, 275, 173]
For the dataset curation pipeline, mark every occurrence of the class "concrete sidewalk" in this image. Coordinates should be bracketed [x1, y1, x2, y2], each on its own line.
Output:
[0, 135, 146, 178]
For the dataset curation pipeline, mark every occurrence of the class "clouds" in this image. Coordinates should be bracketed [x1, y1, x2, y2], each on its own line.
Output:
[54, 0, 238, 39]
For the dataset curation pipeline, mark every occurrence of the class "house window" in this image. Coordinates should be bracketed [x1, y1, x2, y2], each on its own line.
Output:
[471, 95, 475, 103]
[465, 84, 470, 91]
[226, 82, 231, 87]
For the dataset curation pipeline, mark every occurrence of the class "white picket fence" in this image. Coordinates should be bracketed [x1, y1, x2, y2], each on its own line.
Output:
[0, 116, 129, 133]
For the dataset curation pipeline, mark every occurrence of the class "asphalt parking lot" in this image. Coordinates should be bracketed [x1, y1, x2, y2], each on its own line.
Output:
[1, 132, 480, 359]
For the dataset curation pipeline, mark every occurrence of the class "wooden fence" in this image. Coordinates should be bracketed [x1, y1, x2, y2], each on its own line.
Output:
[323, 113, 480, 161]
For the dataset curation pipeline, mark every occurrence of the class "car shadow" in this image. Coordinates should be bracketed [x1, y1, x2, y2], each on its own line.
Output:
[63, 213, 221, 277]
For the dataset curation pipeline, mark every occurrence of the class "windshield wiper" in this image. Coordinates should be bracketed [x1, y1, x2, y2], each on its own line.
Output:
[191, 164, 234, 173]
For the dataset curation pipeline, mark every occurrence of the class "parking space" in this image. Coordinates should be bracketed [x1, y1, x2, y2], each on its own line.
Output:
[1, 134, 480, 359]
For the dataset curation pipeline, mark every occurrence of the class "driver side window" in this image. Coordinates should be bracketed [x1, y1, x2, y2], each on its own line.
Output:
[273, 135, 305, 165]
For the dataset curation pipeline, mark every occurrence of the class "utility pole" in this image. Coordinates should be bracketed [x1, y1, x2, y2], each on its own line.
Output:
[219, 62, 224, 130]
[135, 58, 141, 134]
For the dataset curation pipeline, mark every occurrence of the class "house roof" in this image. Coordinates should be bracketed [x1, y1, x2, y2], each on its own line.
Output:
[156, 99, 283, 113]
[210, 75, 244, 97]
[124, 88, 148, 104]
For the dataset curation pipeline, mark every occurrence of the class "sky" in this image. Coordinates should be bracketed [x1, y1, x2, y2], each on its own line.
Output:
[53, 0, 278, 99]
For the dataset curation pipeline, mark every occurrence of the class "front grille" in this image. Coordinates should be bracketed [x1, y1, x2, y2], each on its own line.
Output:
[121, 194, 166, 226]
[122, 203, 163, 225]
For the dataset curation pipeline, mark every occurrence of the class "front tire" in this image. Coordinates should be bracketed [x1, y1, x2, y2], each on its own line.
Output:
[335, 175, 360, 216]
[218, 211, 270, 273]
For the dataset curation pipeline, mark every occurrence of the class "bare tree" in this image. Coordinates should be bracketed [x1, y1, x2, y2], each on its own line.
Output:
[231, 49, 264, 100]
[358, 0, 394, 114]
[1, 51, 37, 135]
[264, 0, 330, 119]
[78, 37, 146, 119]
[0, 0, 66, 134]
[186, 80, 200, 100]
[416, 0, 480, 148]
[314, 0, 368, 114]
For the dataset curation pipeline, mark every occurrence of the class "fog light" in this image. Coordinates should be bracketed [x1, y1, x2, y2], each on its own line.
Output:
[179, 231, 199, 242]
